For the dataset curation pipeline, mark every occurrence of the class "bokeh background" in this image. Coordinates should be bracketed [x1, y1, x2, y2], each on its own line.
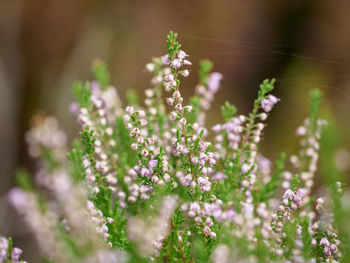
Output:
[1, 0, 350, 261]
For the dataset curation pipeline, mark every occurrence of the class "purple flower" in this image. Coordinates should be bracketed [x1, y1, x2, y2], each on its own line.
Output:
[140, 168, 150, 178]
[223, 122, 239, 133]
[133, 165, 140, 173]
[320, 237, 330, 247]
[226, 209, 236, 221]
[182, 70, 190, 77]
[125, 106, 134, 115]
[203, 203, 213, 216]
[8, 188, 28, 210]
[261, 95, 280, 112]
[243, 203, 254, 215]
[241, 163, 252, 174]
[257, 155, 271, 175]
[293, 188, 306, 205]
[164, 74, 174, 82]
[211, 124, 222, 133]
[207, 72, 223, 93]
[11, 247, 22, 261]
[90, 81, 100, 94]
[69, 102, 79, 114]
[178, 50, 188, 59]
[227, 133, 239, 142]
[189, 202, 200, 213]
[197, 177, 207, 185]
[283, 189, 295, 200]
[0, 237, 8, 251]
[161, 54, 170, 65]
[296, 188, 306, 199]
[171, 59, 182, 68]
[212, 172, 227, 181]
[82, 158, 90, 168]
[212, 207, 223, 221]
[87, 200, 94, 210]
[148, 159, 158, 172]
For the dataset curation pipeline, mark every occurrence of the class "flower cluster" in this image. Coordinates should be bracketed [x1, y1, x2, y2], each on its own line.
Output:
[87, 200, 114, 247]
[271, 188, 306, 233]
[0, 236, 24, 263]
[4, 32, 348, 263]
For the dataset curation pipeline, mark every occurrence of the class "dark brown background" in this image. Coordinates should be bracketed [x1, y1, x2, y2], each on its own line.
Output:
[1, 0, 350, 261]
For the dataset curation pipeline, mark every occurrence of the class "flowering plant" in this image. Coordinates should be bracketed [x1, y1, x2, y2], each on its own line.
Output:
[3, 32, 347, 263]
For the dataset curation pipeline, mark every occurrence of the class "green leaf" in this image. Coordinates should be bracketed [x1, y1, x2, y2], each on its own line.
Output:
[72, 81, 91, 108]
[126, 89, 139, 106]
[221, 101, 237, 121]
[198, 59, 213, 85]
[92, 60, 110, 90]
[67, 140, 86, 182]
[6, 237, 13, 259]
[166, 31, 181, 59]
[301, 217, 312, 259]
[308, 88, 322, 133]
[259, 78, 275, 95]
[291, 174, 300, 191]
[15, 168, 34, 191]
[283, 221, 297, 259]
[80, 126, 96, 156]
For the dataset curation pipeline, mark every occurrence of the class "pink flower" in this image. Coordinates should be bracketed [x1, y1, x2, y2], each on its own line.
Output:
[170, 111, 177, 120]
[320, 237, 330, 247]
[212, 172, 227, 181]
[203, 203, 213, 216]
[125, 106, 134, 115]
[241, 163, 252, 174]
[226, 209, 236, 221]
[140, 168, 150, 177]
[296, 188, 306, 199]
[162, 54, 170, 65]
[164, 74, 174, 82]
[11, 247, 22, 261]
[189, 202, 200, 213]
[166, 97, 174, 105]
[171, 59, 182, 68]
[87, 200, 94, 210]
[283, 189, 295, 200]
[8, 188, 28, 210]
[212, 207, 223, 221]
[148, 159, 158, 172]
[69, 102, 79, 114]
[207, 72, 223, 93]
[182, 70, 190, 77]
[178, 50, 188, 59]
[261, 95, 279, 112]
[203, 226, 211, 235]
[211, 124, 222, 133]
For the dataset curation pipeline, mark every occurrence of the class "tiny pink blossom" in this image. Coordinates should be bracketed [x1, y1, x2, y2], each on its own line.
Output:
[212, 172, 227, 181]
[178, 50, 188, 59]
[211, 124, 222, 133]
[161, 54, 170, 65]
[261, 95, 280, 112]
[283, 189, 295, 200]
[320, 237, 330, 247]
[207, 72, 223, 93]
[171, 59, 182, 68]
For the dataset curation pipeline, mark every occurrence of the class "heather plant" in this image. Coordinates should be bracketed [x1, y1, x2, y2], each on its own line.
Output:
[3, 31, 348, 262]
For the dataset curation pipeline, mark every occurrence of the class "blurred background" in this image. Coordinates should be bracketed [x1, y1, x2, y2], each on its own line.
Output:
[1, 0, 349, 261]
